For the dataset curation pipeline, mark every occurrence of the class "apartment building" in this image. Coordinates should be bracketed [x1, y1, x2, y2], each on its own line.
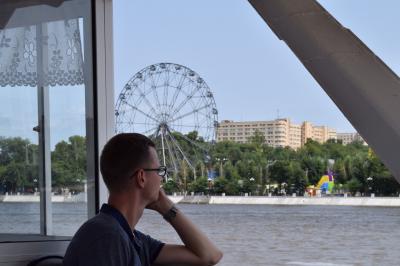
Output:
[216, 119, 289, 147]
[216, 118, 337, 149]
[337, 132, 367, 145]
[289, 123, 302, 149]
[302, 121, 337, 145]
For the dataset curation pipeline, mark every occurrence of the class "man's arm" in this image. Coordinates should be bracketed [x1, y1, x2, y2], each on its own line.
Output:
[147, 190, 223, 265]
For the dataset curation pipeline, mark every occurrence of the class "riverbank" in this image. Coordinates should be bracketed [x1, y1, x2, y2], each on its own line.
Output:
[175, 195, 400, 207]
[0, 193, 86, 203]
[2, 194, 400, 206]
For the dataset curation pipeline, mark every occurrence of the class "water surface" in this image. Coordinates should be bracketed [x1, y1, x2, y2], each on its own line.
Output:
[1, 203, 399, 265]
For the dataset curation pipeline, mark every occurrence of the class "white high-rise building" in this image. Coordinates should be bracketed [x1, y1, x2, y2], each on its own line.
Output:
[216, 118, 337, 149]
[337, 132, 367, 145]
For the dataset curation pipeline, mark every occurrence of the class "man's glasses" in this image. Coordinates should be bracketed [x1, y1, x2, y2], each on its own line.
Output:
[143, 166, 168, 178]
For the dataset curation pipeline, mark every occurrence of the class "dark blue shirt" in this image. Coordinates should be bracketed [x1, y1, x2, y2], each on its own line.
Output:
[63, 204, 165, 266]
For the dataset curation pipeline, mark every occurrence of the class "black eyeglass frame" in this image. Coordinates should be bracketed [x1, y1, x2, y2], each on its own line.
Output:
[142, 166, 168, 177]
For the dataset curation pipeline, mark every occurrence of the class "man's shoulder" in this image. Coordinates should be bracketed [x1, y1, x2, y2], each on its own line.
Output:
[70, 212, 128, 246]
[64, 213, 133, 266]
[80, 212, 120, 233]
[85, 212, 119, 228]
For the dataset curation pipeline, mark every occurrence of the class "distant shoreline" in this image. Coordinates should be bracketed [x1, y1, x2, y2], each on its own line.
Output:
[0, 193, 86, 203]
[2, 194, 400, 207]
[172, 195, 400, 207]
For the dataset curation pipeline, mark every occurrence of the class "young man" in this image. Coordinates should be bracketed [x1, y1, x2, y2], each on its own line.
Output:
[63, 133, 223, 266]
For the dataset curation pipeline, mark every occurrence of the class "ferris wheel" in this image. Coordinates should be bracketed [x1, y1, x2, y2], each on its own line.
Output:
[115, 63, 218, 180]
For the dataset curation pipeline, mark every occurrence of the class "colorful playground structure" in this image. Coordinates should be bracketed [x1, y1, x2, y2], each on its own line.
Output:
[317, 172, 335, 193]
[306, 171, 335, 196]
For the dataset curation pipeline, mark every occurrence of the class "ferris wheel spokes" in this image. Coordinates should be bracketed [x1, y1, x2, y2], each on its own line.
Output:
[169, 84, 202, 119]
[124, 102, 160, 124]
[168, 103, 212, 124]
[137, 91, 159, 119]
[167, 80, 195, 115]
[165, 127, 196, 179]
[148, 74, 163, 112]
[163, 132, 179, 174]
[160, 127, 167, 172]
[128, 83, 159, 119]
[143, 126, 159, 137]
[168, 74, 187, 113]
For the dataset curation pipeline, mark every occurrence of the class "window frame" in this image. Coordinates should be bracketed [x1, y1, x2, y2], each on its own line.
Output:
[0, 0, 114, 263]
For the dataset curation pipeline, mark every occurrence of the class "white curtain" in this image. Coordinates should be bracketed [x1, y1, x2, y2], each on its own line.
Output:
[0, 18, 84, 87]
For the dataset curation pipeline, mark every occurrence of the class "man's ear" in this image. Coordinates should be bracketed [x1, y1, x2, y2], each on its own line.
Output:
[134, 169, 146, 189]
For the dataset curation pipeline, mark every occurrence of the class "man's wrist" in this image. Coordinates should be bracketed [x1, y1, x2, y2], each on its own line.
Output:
[162, 204, 179, 222]
[155, 200, 174, 215]
[153, 191, 174, 214]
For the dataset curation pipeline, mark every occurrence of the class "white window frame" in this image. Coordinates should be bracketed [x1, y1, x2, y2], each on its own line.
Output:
[0, 0, 114, 264]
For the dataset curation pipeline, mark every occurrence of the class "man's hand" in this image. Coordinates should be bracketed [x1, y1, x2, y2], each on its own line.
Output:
[146, 189, 174, 215]
[149, 190, 223, 265]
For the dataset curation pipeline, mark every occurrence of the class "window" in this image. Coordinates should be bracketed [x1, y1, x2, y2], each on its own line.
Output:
[0, 0, 97, 241]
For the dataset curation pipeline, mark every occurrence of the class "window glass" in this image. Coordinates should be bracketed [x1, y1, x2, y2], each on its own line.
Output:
[0, 0, 94, 240]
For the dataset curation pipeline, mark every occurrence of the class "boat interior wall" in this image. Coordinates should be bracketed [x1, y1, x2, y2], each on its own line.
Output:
[0, 0, 64, 29]
[249, 0, 400, 183]
[0, 241, 68, 266]
[0, 1, 87, 30]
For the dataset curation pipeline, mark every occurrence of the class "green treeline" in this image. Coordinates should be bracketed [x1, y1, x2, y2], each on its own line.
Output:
[1, 132, 399, 196]
[164, 132, 400, 196]
[0, 136, 86, 194]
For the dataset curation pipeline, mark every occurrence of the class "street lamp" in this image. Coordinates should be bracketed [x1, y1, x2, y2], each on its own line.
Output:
[281, 182, 287, 196]
[249, 177, 255, 196]
[215, 157, 228, 178]
[33, 178, 38, 193]
[367, 176, 373, 196]
[265, 160, 276, 195]
[1, 178, 6, 195]
[290, 184, 295, 195]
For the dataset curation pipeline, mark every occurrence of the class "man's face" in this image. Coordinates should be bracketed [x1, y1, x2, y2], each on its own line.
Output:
[144, 147, 162, 201]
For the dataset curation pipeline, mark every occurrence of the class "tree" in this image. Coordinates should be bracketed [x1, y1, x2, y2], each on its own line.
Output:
[163, 179, 180, 195]
[188, 177, 208, 194]
[288, 161, 307, 195]
[0, 137, 31, 165]
[225, 180, 240, 195]
[301, 139, 325, 158]
[222, 162, 240, 181]
[364, 150, 400, 195]
[347, 178, 362, 195]
[239, 178, 257, 195]
[0, 137, 33, 193]
[248, 130, 265, 146]
[268, 160, 291, 194]
[332, 159, 347, 185]
[298, 155, 326, 185]
[52, 135, 86, 192]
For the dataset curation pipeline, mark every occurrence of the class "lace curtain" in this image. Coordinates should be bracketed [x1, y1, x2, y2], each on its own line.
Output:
[0, 18, 84, 87]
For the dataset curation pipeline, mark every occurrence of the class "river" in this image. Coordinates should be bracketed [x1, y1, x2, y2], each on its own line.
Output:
[1, 203, 399, 265]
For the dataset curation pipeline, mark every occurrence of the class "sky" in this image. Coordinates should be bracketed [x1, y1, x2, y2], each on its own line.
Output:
[113, 0, 400, 133]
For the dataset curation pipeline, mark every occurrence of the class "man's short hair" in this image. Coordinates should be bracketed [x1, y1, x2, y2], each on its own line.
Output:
[100, 133, 155, 193]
